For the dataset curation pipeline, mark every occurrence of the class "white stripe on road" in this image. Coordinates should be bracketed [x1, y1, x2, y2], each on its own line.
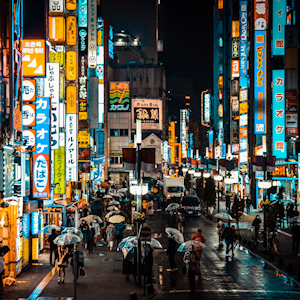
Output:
[168, 289, 300, 294]
[278, 229, 292, 238]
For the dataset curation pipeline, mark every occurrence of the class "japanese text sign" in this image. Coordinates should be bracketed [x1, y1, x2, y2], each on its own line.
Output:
[66, 114, 78, 181]
[78, 0, 87, 27]
[272, 70, 286, 158]
[66, 51, 77, 80]
[49, 0, 64, 14]
[254, 0, 268, 30]
[254, 31, 266, 134]
[88, 0, 97, 68]
[240, 1, 247, 78]
[45, 63, 60, 149]
[22, 79, 36, 101]
[34, 97, 50, 155]
[54, 142, 65, 195]
[273, 0, 286, 56]
[33, 154, 50, 199]
[66, 16, 77, 46]
[23, 129, 36, 151]
[50, 46, 65, 69]
[66, 86, 77, 114]
[31, 211, 39, 235]
[22, 39, 46, 77]
[49, 16, 65, 42]
[22, 104, 36, 127]
[109, 82, 130, 112]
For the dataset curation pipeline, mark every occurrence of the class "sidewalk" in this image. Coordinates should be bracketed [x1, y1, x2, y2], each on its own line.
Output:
[210, 200, 300, 280]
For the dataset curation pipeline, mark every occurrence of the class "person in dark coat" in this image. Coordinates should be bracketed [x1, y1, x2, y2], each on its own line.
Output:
[167, 210, 178, 229]
[292, 223, 300, 255]
[252, 215, 261, 239]
[167, 233, 178, 271]
[115, 222, 126, 251]
[144, 247, 154, 285]
[66, 215, 73, 227]
[225, 194, 231, 212]
[86, 225, 95, 254]
[222, 223, 234, 257]
[47, 229, 58, 265]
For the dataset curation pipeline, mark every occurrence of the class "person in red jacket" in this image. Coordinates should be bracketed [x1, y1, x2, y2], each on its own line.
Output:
[191, 229, 206, 258]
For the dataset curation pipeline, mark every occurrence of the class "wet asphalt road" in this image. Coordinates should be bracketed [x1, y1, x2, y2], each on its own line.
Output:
[147, 210, 300, 299]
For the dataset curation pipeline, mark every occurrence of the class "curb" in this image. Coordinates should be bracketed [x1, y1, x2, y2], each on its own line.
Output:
[201, 213, 300, 286]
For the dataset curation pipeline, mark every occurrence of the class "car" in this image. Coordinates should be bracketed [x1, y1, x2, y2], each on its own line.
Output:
[180, 196, 201, 217]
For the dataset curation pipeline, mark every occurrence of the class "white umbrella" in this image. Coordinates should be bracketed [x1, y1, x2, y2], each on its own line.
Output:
[214, 213, 233, 221]
[289, 216, 300, 223]
[107, 205, 118, 211]
[166, 203, 180, 211]
[40, 225, 61, 234]
[54, 233, 81, 245]
[80, 215, 102, 224]
[108, 200, 120, 206]
[177, 240, 206, 252]
[165, 227, 184, 244]
[109, 215, 125, 224]
[103, 195, 113, 199]
[118, 188, 128, 193]
[62, 227, 84, 240]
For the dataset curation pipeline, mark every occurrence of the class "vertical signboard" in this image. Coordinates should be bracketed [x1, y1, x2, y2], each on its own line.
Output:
[254, 0, 268, 30]
[88, 0, 97, 68]
[66, 16, 77, 46]
[240, 1, 247, 78]
[22, 79, 36, 101]
[66, 114, 78, 181]
[33, 154, 50, 198]
[180, 109, 187, 159]
[54, 133, 65, 194]
[50, 46, 65, 69]
[45, 63, 60, 149]
[78, 0, 88, 27]
[272, 70, 286, 158]
[254, 31, 267, 134]
[49, 0, 64, 13]
[109, 82, 130, 112]
[273, 0, 286, 55]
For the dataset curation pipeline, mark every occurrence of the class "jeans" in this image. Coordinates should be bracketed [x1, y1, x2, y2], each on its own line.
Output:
[225, 240, 233, 255]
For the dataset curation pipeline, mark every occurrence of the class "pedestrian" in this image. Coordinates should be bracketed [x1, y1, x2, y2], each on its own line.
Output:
[167, 210, 178, 228]
[71, 242, 84, 279]
[252, 215, 261, 239]
[66, 215, 73, 227]
[225, 194, 231, 212]
[191, 229, 206, 258]
[79, 220, 88, 249]
[86, 225, 95, 254]
[56, 245, 70, 284]
[246, 197, 251, 213]
[147, 199, 154, 216]
[144, 247, 154, 285]
[292, 223, 300, 255]
[178, 212, 186, 234]
[217, 219, 225, 246]
[106, 223, 116, 251]
[183, 245, 200, 293]
[101, 217, 108, 244]
[231, 225, 238, 250]
[222, 223, 234, 257]
[47, 229, 58, 265]
[166, 233, 178, 271]
[115, 222, 126, 251]
[142, 198, 148, 214]
[93, 219, 101, 245]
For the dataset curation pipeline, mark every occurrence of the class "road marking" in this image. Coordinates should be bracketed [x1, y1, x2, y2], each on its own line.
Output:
[168, 289, 300, 294]
[27, 265, 57, 300]
[278, 229, 292, 238]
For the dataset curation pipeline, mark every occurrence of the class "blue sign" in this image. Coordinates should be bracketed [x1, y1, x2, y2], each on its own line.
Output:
[254, 31, 266, 134]
[22, 213, 30, 238]
[239, 1, 247, 79]
[78, 0, 88, 28]
[31, 211, 39, 235]
[273, 0, 286, 56]
[34, 97, 50, 155]
[96, 130, 105, 156]
[272, 70, 286, 158]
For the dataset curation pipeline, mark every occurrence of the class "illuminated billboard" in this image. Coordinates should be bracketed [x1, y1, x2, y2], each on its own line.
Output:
[273, 0, 286, 55]
[109, 82, 130, 112]
[66, 114, 78, 182]
[33, 154, 50, 199]
[54, 133, 65, 195]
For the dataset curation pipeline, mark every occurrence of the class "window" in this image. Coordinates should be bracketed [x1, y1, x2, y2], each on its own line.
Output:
[110, 157, 119, 164]
[119, 157, 123, 164]
[120, 129, 128, 136]
[110, 129, 119, 136]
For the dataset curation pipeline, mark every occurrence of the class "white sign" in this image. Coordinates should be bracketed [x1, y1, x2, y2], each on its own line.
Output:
[88, 0, 97, 68]
[131, 99, 163, 130]
[180, 109, 187, 159]
[49, 0, 64, 13]
[66, 114, 78, 181]
[33, 155, 49, 195]
[22, 105, 36, 126]
[22, 80, 36, 101]
[23, 130, 36, 149]
[45, 63, 60, 149]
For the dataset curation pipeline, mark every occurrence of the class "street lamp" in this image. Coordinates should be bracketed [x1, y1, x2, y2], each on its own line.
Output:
[258, 180, 272, 189]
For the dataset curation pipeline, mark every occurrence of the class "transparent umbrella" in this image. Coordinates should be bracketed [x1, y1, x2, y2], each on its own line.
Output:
[108, 200, 120, 206]
[54, 233, 81, 245]
[109, 215, 125, 224]
[80, 215, 102, 224]
[118, 236, 163, 250]
[177, 240, 206, 252]
[62, 227, 84, 240]
[214, 213, 233, 221]
[107, 206, 118, 211]
[40, 225, 61, 234]
[289, 216, 300, 223]
[103, 195, 113, 199]
[165, 227, 184, 244]
[166, 203, 180, 211]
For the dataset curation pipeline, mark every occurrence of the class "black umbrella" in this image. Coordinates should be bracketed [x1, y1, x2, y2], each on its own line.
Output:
[0, 246, 10, 256]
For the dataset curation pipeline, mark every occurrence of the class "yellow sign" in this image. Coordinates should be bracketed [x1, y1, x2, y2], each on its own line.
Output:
[232, 21, 239, 38]
[78, 131, 91, 148]
[240, 102, 248, 114]
[66, 16, 77, 45]
[66, 0, 76, 10]
[65, 51, 77, 81]
[218, 104, 223, 117]
[218, 76, 223, 89]
[32, 238, 38, 261]
[79, 101, 88, 120]
[66, 86, 77, 113]
[22, 40, 46, 77]
[59, 74, 65, 99]
[54, 146, 65, 195]
[49, 16, 65, 42]
[50, 46, 65, 68]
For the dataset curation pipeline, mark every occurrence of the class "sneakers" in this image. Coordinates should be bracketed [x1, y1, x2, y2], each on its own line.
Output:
[117, 248, 120, 252]
[61, 278, 65, 284]
[57, 277, 61, 284]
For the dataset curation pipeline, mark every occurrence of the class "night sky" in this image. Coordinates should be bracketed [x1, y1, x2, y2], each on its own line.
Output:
[160, 0, 214, 120]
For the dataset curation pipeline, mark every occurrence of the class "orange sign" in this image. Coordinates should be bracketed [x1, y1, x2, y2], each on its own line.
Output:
[272, 166, 286, 177]
[22, 40, 46, 77]
[66, 0, 76, 10]
[65, 51, 77, 81]
[66, 16, 77, 45]
[49, 16, 65, 42]
[240, 102, 248, 114]
[66, 86, 77, 113]
[14, 108, 22, 131]
[231, 60, 240, 77]
[232, 21, 239, 38]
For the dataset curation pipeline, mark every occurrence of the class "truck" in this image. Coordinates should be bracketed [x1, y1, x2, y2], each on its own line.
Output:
[163, 176, 185, 199]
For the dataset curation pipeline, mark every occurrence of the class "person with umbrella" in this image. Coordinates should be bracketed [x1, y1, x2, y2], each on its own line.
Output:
[183, 244, 200, 293]
[167, 210, 178, 229]
[191, 229, 206, 259]
[115, 222, 126, 252]
[106, 223, 116, 251]
[79, 220, 89, 249]
[167, 232, 178, 271]
[86, 224, 95, 254]
[56, 245, 70, 284]
[94, 219, 101, 245]
[47, 229, 58, 265]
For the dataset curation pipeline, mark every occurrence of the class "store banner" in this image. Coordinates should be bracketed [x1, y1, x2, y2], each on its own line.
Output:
[254, 31, 267, 134]
[34, 97, 50, 155]
[272, 70, 286, 158]
[78, 0, 87, 27]
[88, 0, 97, 68]
[273, 0, 286, 56]
[23, 129, 36, 151]
[33, 154, 50, 199]
[54, 134, 65, 195]
[45, 63, 60, 149]
[50, 46, 65, 69]
[22, 79, 36, 101]
[109, 82, 130, 112]
[240, 1, 247, 78]
[22, 104, 36, 127]
[66, 114, 78, 181]
[254, 0, 268, 30]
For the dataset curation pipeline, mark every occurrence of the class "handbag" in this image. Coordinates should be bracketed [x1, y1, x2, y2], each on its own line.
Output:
[79, 267, 86, 276]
